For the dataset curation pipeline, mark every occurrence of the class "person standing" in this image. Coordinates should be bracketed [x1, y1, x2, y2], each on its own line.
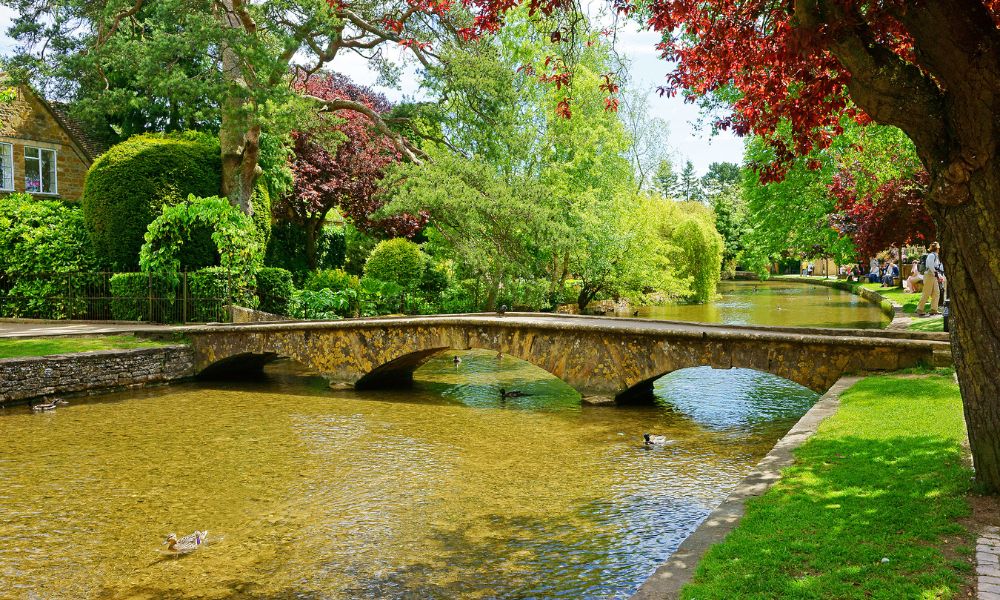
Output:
[917, 242, 943, 316]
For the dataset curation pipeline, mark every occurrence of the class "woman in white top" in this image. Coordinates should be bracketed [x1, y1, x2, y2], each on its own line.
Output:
[903, 260, 922, 293]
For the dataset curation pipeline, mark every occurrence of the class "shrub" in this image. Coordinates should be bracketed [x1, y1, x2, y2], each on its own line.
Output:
[139, 195, 263, 295]
[343, 223, 378, 275]
[82, 131, 222, 270]
[0, 194, 97, 318]
[419, 261, 450, 296]
[363, 238, 425, 291]
[109, 272, 178, 321]
[188, 266, 256, 322]
[256, 267, 294, 315]
[288, 288, 349, 320]
[265, 222, 345, 277]
[304, 269, 359, 293]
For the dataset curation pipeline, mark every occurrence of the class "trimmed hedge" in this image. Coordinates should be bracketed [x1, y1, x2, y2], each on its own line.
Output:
[109, 273, 177, 322]
[188, 267, 257, 323]
[256, 267, 294, 315]
[83, 131, 222, 270]
[304, 269, 359, 293]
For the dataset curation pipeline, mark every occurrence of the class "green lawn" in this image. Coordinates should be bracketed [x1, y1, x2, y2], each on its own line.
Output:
[909, 315, 945, 332]
[0, 335, 177, 359]
[681, 374, 973, 599]
[858, 282, 924, 313]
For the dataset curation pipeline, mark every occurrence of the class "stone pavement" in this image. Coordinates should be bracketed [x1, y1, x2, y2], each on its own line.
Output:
[979, 526, 1000, 599]
[0, 320, 176, 338]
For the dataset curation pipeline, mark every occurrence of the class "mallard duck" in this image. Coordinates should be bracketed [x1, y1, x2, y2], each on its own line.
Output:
[164, 531, 208, 553]
[643, 433, 669, 446]
[500, 388, 529, 399]
[497, 305, 507, 316]
[31, 399, 58, 412]
[453, 356, 462, 366]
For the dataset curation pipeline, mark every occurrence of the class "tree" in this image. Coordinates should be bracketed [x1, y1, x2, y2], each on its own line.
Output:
[710, 186, 749, 272]
[274, 72, 424, 269]
[618, 86, 672, 192]
[677, 160, 702, 202]
[654, 159, 679, 199]
[701, 162, 741, 198]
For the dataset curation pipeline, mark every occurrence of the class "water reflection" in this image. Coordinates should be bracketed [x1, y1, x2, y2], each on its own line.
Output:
[627, 281, 889, 329]
[0, 354, 817, 599]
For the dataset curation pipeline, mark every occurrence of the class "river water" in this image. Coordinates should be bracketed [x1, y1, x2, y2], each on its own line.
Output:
[0, 280, 882, 599]
[629, 280, 890, 329]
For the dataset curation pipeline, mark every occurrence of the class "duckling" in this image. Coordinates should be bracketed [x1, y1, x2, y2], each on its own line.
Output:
[643, 433, 669, 446]
[500, 388, 529, 399]
[453, 356, 462, 366]
[164, 531, 208, 553]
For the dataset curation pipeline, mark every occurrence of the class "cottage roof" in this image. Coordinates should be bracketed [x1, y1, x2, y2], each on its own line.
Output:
[42, 99, 109, 162]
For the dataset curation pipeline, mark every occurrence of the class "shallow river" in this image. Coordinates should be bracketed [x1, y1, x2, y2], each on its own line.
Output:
[0, 353, 817, 599]
[629, 280, 890, 329]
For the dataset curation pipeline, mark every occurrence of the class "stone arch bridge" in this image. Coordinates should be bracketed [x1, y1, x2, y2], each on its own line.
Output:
[178, 313, 950, 403]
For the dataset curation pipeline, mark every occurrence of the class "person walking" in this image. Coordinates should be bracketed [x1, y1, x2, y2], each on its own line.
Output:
[916, 242, 943, 316]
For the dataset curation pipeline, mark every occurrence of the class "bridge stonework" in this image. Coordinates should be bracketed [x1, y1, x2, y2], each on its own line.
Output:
[180, 314, 950, 403]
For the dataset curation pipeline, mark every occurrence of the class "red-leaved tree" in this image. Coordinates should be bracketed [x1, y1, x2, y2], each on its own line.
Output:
[279, 73, 427, 268]
[829, 168, 936, 262]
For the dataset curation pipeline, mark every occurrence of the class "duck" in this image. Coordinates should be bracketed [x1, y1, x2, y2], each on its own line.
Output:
[164, 531, 208, 553]
[643, 433, 669, 446]
[497, 304, 507, 316]
[30, 399, 58, 412]
[500, 388, 529, 399]
[632, 310, 639, 317]
[453, 356, 462, 366]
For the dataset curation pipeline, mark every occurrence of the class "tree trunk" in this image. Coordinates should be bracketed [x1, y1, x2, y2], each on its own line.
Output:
[934, 165, 1000, 491]
[217, 0, 259, 215]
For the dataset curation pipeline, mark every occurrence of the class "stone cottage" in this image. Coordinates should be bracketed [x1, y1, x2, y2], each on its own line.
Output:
[0, 84, 106, 201]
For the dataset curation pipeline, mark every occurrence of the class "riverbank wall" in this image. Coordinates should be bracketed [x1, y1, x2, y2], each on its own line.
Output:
[0, 345, 196, 406]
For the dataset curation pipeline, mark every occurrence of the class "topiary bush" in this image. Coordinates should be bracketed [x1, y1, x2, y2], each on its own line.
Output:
[256, 267, 294, 315]
[363, 238, 425, 291]
[82, 131, 222, 270]
[0, 193, 98, 318]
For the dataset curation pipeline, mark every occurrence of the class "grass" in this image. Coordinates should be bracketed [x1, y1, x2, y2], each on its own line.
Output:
[681, 374, 972, 599]
[909, 315, 945, 332]
[857, 282, 924, 313]
[0, 335, 177, 359]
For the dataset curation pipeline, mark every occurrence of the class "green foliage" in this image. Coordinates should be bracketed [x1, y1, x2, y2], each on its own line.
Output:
[188, 266, 255, 321]
[670, 214, 724, 303]
[363, 238, 425, 291]
[343, 224, 377, 276]
[304, 269, 360, 293]
[82, 131, 222, 270]
[265, 222, 345, 277]
[139, 195, 263, 296]
[0, 193, 97, 317]
[288, 288, 349, 320]
[255, 267, 294, 315]
[109, 272, 176, 321]
[251, 183, 272, 250]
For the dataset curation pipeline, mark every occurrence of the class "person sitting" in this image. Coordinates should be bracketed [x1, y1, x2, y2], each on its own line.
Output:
[903, 260, 922, 293]
[881, 261, 899, 287]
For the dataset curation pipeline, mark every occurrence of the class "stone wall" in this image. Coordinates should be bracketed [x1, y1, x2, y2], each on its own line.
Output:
[0, 86, 93, 201]
[0, 345, 195, 405]
[229, 305, 293, 323]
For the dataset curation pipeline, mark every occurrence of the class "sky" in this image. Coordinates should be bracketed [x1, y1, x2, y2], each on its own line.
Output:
[0, 6, 745, 175]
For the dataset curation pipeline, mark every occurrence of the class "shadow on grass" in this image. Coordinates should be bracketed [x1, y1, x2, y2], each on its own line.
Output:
[682, 434, 972, 599]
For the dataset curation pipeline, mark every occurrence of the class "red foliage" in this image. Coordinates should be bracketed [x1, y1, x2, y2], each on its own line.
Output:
[829, 167, 935, 258]
[285, 73, 427, 238]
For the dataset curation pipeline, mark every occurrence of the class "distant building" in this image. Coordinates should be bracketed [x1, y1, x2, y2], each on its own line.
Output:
[0, 83, 106, 201]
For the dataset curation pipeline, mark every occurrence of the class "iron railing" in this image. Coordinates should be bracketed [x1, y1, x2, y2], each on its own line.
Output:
[0, 271, 239, 323]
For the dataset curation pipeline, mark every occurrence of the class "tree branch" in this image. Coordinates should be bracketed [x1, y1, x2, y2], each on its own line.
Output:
[302, 94, 427, 164]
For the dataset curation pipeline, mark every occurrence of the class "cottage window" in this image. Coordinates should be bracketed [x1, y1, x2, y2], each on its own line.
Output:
[24, 146, 57, 194]
[0, 143, 12, 191]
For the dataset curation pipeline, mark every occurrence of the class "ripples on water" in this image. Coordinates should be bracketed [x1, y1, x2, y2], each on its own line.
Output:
[0, 351, 817, 599]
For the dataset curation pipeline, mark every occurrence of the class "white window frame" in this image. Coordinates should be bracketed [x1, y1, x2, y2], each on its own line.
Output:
[24, 145, 57, 195]
[0, 143, 12, 191]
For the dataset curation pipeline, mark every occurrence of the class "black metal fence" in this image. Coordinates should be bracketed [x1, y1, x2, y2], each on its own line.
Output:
[0, 271, 236, 323]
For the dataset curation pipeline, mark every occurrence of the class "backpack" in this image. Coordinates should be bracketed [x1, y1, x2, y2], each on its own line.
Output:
[917, 254, 928, 274]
